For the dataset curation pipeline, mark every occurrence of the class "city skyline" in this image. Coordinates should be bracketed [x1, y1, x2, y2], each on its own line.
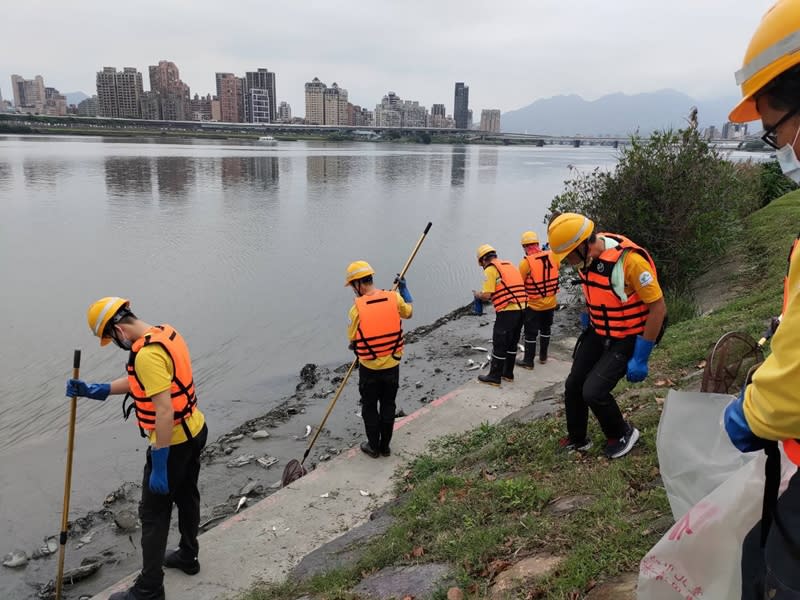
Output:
[0, 1, 774, 116]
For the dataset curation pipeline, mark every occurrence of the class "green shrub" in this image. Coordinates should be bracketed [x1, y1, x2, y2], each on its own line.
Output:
[549, 128, 761, 292]
[758, 159, 798, 207]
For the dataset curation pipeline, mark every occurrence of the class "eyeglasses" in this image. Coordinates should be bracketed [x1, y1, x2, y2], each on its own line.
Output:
[761, 106, 800, 149]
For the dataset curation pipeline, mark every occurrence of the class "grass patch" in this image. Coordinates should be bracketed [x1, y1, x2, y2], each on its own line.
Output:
[242, 193, 800, 599]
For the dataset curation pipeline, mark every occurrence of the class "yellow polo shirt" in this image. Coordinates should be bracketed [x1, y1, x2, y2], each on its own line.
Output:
[519, 257, 558, 312]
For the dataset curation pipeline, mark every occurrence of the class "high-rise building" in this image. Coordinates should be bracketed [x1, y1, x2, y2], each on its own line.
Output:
[304, 77, 326, 125]
[430, 103, 447, 128]
[149, 60, 190, 121]
[10, 74, 46, 113]
[323, 82, 348, 126]
[96, 67, 144, 118]
[278, 101, 292, 122]
[243, 69, 276, 123]
[140, 91, 161, 120]
[44, 87, 67, 116]
[189, 93, 214, 121]
[375, 92, 427, 128]
[480, 109, 501, 133]
[467, 109, 473, 129]
[454, 82, 469, 129]
[77, 95, 98, 117]
[216, 73, 243, 122]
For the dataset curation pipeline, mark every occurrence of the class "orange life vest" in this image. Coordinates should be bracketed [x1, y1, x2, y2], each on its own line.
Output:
[524, 250, 559, 303]
[781, 235, 800, 465]
[353, 290, 404, 361]
[580, 233, 657, 339]
[486, 259, 526, 311]
[124, 324, 198, 440]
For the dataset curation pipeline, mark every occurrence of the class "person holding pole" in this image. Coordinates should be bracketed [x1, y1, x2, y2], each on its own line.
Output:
[65, 297, 207, 600]
[346, 262, 413, 458]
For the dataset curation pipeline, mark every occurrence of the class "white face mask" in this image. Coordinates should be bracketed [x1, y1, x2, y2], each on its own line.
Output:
[776, 121, 800, 184]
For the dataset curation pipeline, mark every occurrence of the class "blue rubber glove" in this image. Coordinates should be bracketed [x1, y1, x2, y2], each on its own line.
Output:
[626, 336, 655, 382]
[66, 379, 110, 401]
[396, 277, 413, 303]
[472, 295, 484, 315]
[148, 446, 170, 495]
[724, 391, 768, 453]
[579, 312, 590, 331]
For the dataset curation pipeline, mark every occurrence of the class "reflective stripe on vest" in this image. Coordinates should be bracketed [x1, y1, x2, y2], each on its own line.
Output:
[487, 259, 526, 311]
[782, 233, 800, 465]
[353, 290, 404, 360]
[124, 324, 197, 438]
[524, 251, 559, 302]
[579, 233, 656, 339]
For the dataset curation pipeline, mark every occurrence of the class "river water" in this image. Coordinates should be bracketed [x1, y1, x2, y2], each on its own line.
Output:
[0, 136, 627, 594]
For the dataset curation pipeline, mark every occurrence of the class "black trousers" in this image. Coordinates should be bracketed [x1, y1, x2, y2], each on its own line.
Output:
[521, 307, 555, 355]
[139, 423, 208, 589]
[742, 470, 800, 599]
[493, 309, 524, 364]
[564, 330, 635, 441]
[359, 364, 399, 452]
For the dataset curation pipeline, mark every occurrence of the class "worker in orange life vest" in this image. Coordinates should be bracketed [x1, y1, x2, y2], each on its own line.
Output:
[346, 261, 413, 458]
[65, 297, 208, 600]
[473, 244, 527, 386]
[517, 230, 560, 369]
[724, 2, 800, 596]
[548, 215, 667, 459]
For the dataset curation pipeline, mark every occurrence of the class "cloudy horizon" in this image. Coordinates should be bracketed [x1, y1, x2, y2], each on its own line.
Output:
[1, 1, 774, 114]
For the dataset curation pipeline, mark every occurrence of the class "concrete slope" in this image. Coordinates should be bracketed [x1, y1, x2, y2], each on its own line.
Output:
[91, 359, 571, 600]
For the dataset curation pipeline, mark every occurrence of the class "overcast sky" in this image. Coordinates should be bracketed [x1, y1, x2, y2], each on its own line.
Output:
[0, 1, 774, 114]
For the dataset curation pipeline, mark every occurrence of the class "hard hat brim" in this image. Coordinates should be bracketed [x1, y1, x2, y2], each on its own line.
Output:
[729, 95, 760, 124]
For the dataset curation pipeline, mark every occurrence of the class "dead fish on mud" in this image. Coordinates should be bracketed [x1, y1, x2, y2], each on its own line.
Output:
[31, 536, 58, 559]
[295, 425, 312, 440]
[461, 345, 489, 352]
[2, 549, 29, 568]
[235, 496, 247, 513]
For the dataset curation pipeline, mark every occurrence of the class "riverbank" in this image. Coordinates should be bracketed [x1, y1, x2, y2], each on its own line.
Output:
[4, 302, 580, 600]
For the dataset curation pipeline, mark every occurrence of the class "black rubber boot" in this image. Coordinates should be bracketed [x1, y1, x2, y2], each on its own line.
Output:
[360, 441, 380, 458]
[478, 356, 504, 386]
[539, 334, 550, 363]
[164, 548, 200, 575]
[502, 351, 517, 381]
[516, 339, 536, 369]
[109, 578, 165, 600]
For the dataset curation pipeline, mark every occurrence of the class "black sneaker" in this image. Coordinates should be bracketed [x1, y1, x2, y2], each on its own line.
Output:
[360, 441, 380, 458]
[558, 436, 593, 453]
[604, 423, 640, 459]
[164, 548, 200, 575]
[109, 577, 165, 600]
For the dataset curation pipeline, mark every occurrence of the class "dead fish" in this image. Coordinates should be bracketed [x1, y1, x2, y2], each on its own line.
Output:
[472, 346, 489, 353]
[62, 558, 102, 585]
[414, 381, 423, 388]
[479, 361, 487, 370]
[359, 489, 371, 497]
[465, 364, 480, 371]
[518, 343, 525, 353]
[302, 425, 312, 439]
[31, 536, 58, 559]
[226, 454, 255, 468]
[2, 549, 29, 568]
[235, 496, 247, 513]
[466, 358, 475, 366]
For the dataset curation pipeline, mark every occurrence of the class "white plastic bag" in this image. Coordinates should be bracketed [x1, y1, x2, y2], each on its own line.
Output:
[656, 390, 754, 519]
[638, 451, 796, 599]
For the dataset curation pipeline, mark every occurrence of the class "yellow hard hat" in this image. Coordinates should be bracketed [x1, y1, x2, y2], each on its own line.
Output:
[547, 213, 594, 261]
[476, 244, 496, 262]
[730, 0, 800, 123]
[520, 231, 539, 246]
[344, 260, 375, 286]
[87, 297, 130, 346]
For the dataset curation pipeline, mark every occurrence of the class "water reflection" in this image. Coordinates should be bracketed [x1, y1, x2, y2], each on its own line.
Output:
[156, 157, 194, 201]
[0, 162, 11, 190]
[450, 147, 467, 186]
[221, 157, 279, 189]
[478, 148, 498, 183]
[306, 155, 352, 183]
[23, 159, 66, 189]
[104, 157, 153, 197]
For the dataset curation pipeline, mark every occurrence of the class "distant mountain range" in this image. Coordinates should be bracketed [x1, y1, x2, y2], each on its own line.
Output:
[500, 90, 754, 136]
[64, 91, 89, 106]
